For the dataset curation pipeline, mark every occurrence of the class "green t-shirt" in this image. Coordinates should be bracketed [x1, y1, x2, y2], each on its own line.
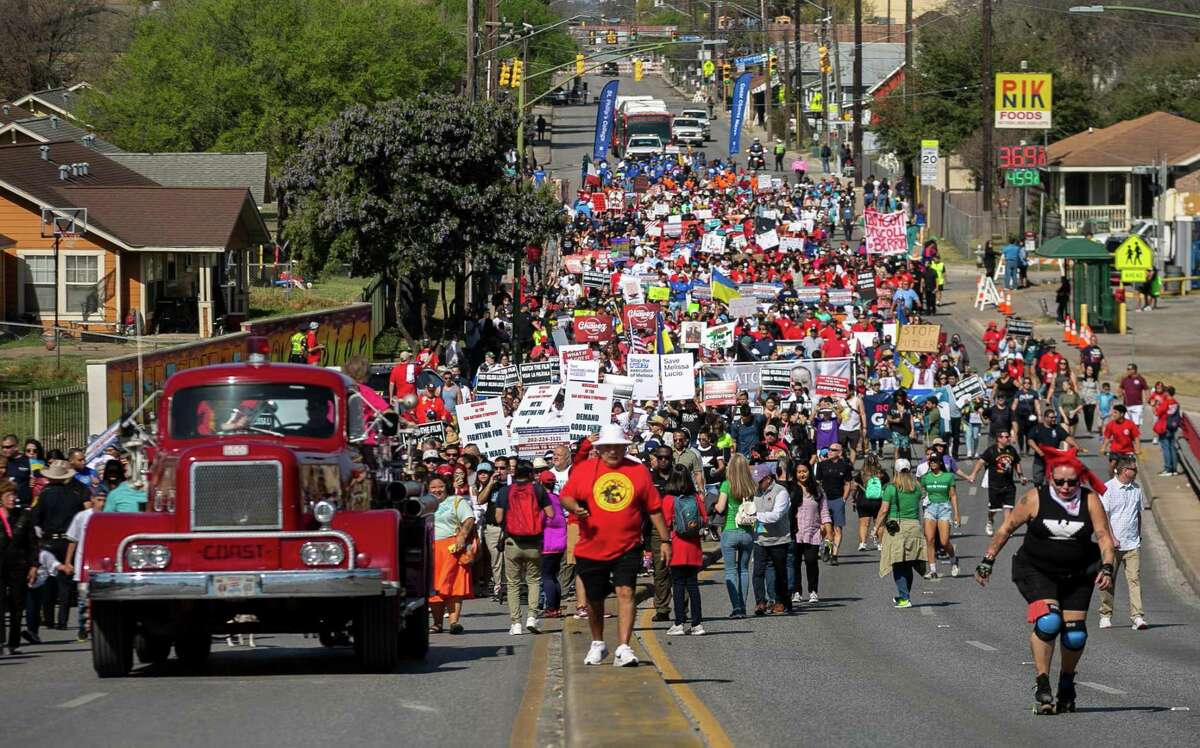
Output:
[920, 470, 955, 504]
[884, 483, 922, 520]
[719, 479, 746, 532]
[716, 433, 734, 450]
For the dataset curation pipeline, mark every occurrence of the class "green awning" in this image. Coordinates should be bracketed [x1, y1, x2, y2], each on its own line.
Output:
[1036, 237, 1110, 260]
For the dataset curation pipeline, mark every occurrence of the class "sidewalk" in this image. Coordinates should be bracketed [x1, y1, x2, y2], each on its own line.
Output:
[944, 263, 1200, 596]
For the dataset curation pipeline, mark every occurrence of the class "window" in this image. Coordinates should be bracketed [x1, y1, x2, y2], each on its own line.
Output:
[23, 256, 55, 314]
[64, 255, 99, 314]
[1106, 174, 1125, 206]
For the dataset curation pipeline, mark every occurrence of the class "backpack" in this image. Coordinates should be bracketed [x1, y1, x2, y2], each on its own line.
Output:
[503, 482, 545, 538]
[865, 475, 883, 501]
[671, 493, 703, 539]
[1165, 407, 1181, 433]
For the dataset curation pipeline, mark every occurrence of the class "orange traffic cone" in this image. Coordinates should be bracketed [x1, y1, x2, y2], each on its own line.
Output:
[1005, 289, 1014, 315]
[1063, 316, 1074, 344]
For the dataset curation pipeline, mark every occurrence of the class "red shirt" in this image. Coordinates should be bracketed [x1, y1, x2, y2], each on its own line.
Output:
[1103, 418, 1140, 454]
[562, 458, 662, 561]
[822, 337, 850, 358]
[305, 330, 322, 365]
[414, 394, 448, 424]
[389, 362, 423, 399]
[1119, 374, 1148, 406]
[662, 494, 707, 567]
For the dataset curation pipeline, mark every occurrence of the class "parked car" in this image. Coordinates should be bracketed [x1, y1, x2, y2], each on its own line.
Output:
[602, 61, 619, 77]
[679, 108, 711, 139]
[548, 87, 581, 106]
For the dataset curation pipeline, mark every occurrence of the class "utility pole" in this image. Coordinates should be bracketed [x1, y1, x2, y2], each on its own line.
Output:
[852, 0, 862, 187]
[793, 0, 802, 148]
[982, 0, 994, 223]
[831, 3, 844, 167]
[485, 0, 498, 99]
[466, 0, 477, 100]
[761, 0, 773, 142]
[903, 0, 913, 197]
[820, 1, 830, 150]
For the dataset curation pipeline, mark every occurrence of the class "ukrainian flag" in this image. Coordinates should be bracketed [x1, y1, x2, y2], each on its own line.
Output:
[710, 269, 740, 304]
[655, 311, 674, 354]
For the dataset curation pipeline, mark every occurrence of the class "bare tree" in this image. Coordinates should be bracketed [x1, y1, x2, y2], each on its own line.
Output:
[0, 0, 109, 99]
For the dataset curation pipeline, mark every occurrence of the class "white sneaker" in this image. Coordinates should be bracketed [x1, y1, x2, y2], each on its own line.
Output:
[1098, 616, 1112, 629]
[985, 521, 994, 536]
[509, 623, 524, 636]
[1158, 471, 1173, 477]
[689, 625, 706, 636]
[1132, 616, 1149, 630]
[525, 616, 540, 633]
[613, 644, 639, 667]
[858, 543, 868, 551]
[584, 640, 608, 665]
[666, 624, 688, 636]
[808, 591, 819, 603]
[791, 592, 803, 604]
[951, 564, 960, 577]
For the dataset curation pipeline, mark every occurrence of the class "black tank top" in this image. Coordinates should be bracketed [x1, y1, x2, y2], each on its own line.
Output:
[1017, 485, 1100, 574]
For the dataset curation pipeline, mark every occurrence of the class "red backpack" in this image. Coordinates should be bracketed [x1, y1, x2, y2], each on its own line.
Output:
[504, 482, 545, 538]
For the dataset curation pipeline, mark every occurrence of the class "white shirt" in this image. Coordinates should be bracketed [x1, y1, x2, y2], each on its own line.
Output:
[66, 508, 94, 581]
[1101, 477, 1145, 551]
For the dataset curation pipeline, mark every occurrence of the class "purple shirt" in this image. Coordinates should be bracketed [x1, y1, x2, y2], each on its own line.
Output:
[814, 413, 840, 451]
[542, 490, 567, 554]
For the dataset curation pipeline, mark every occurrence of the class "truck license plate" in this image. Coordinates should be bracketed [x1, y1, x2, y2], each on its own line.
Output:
[212, 574, 257, 597]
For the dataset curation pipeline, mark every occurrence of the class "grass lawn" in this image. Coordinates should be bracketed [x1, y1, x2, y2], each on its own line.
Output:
[0, 353, 89, 390]
[249, 275, 374, 319]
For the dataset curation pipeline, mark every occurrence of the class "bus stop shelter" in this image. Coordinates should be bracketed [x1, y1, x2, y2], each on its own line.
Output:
[1036, 236, 1115, 331]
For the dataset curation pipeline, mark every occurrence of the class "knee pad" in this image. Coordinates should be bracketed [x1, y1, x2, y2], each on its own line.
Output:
[1029, 601, 1062, 641]
[1061, 620, 1088, 651]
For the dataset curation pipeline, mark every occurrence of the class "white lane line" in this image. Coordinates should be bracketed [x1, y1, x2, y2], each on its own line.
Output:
[58, 692, 107, 709]
[965, 640, 998, 651]
[1078, 681, 1126, 695]
[397, 701, 438, 713]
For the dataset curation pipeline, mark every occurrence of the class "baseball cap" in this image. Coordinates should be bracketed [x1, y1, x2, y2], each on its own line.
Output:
[538, 470, 556, 485]
[476, 462, 494, 473]
[751, 462, 776, 482]
[894, 458, 912, 472]
[309, 321, 319, 330]
[422, 449, 442, 461]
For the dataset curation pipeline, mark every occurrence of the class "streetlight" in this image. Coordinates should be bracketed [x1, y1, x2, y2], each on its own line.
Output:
[1068, 4, 1200, 20]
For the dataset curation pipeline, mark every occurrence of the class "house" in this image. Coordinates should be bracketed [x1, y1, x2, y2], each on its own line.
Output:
[0, 141, 271, 338]
[1046, 112, 1200, 235]
[1, 102, 35, 126]
[12, 83, 91, 123]
[106, 152, 270, 206]
[0, 115, 122, 153]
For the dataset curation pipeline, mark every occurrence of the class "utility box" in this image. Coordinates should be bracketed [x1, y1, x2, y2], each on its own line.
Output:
[1036, 236, 1116, 331]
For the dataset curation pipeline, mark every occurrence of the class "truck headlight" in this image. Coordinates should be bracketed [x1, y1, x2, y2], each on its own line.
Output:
[300, 541, 345, 567]
[312, 500, 336, 527]
[127, 544, 171, 570]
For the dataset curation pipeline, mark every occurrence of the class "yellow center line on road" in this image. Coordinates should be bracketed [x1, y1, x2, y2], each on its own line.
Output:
[636, 563, 735, 748]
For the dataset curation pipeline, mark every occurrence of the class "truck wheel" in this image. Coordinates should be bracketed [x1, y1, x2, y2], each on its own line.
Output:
[91, 602, 133, 678]
[175, 634, 213, 668]
[135, 632, 173, 665]
[358, 596, 399, 672]
[400, 606, 429, 660]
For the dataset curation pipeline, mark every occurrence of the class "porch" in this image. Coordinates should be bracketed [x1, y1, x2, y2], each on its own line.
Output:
[1052, 168, 1159, 236]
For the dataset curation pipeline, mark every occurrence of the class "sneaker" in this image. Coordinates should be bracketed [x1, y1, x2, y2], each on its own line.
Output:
[830, 556, 839, 566]
[1158, 471, 1173, 477]
[808, 591, 819, 603]
[690, 625, 706, 636]
[791, 592, 803, 604]
[21, 631, 39, 645]
[1132, 616, 1149, 630]
[666, 624, 688, 636]
[894, 598, 912, 609]
[923, 570, 935, 580]
[543, 608, 562, 619]
[584, 640, 608, 665]
[769, 603, 788, 615]
[985, 521, 994, 536]
[613, 644, 639, 667]
[1098, 616, 1112, 629]
[728, 611, 745, 619]
[858, 543, 868, 551]
[75, 633, 89, 643]
[508, 623, 524, 636]
[754, 603, 766, 617]
[820, 543, 832, 563]
[951, 564, 960, 577]
[574, 607, 589, 619]
[525, 616, 541, 633]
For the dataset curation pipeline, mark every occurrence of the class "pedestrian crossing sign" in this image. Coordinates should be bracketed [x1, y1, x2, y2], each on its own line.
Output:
[1113, 235, 1152, 271]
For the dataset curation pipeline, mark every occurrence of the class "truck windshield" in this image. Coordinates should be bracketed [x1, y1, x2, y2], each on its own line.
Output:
[628, 117, 672, 142]
[170, 383, 337, 440]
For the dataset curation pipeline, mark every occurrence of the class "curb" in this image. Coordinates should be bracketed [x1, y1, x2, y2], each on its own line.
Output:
[1139, 452, 1200, 597]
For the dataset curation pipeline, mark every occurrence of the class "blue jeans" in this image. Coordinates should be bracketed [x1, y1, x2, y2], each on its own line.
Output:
[965, 422, 981, 456]
[1161, 432, 1179, 473]
[893, 561, 916, 600]
[721, 528, 754, 614]
[1005, 264, 1019, 290]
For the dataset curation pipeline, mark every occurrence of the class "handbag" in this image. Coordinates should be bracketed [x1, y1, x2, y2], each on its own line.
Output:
[451, 497, 480, 567]
[734, 494, 757, 529]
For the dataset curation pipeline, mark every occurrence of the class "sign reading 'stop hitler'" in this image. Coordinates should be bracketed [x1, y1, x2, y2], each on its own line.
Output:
[995, 73, 1052, 130]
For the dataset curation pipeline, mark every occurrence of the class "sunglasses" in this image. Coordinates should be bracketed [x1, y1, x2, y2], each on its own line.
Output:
[1052, 478, 1080, 487]
[1, 444, 16, 450]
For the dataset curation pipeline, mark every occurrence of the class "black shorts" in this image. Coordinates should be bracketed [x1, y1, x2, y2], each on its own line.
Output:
[988, 486, 1016, 511]
[1012, 554, 1097, 612]
[839, 430, 861, 448]
[576, 545, 643, 602]
[855, 498, 882, 517]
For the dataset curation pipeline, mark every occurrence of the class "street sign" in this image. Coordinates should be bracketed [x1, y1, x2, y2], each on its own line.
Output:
[1121, 269, 1148, 283]
[1113, 235, 1153, 274]
[1004, 168, 1040, 187]
[920, 139, 939, 183]
[679, 34, 703, 43]
[702, 59, 715, 77]
[735, 53, 768, 67]
[995, 72, 1052, 129]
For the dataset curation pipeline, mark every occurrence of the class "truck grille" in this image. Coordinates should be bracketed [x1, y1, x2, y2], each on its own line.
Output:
[190, 461, 283, 531]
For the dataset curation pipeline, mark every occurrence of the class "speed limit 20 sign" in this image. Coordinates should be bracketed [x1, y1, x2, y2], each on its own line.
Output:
[920, 139, 939, 183]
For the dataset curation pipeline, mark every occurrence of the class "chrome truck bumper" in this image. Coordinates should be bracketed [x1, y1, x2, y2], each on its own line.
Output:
[87, 569, 400, 601]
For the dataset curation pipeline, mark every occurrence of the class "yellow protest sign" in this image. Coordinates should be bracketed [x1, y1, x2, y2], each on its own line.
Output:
[647, 286, 670, 302]
[995, 72, 1052, 130]
[1113, 235, 1153, 271]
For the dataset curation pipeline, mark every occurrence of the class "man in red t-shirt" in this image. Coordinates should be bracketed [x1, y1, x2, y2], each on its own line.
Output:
[388, 351, 423, 404]
[1101, 404, 1141, 474]
[560, 424, 669, 667]
[305, 322, 324, 365]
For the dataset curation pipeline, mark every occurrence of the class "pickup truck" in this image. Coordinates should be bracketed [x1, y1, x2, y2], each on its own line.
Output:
[671, 117, 706, 146]
[678, 109, 711, 140]
[625, 135, 665, 158]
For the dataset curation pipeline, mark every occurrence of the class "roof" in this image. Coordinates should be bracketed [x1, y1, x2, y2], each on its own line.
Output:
[0, 141, 155, 207]
[0, 116, 122, 153]
[1035, 236, 1110, 260]
[12, 84, 89, 121]
[789, 42, 906, 91]
[1, 102, 34, 125]
[106, 152, 270, 205]
[1047, 112, 1200, 169]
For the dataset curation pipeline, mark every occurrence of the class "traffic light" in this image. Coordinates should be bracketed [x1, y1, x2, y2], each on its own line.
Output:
[722, 62, 731, 82]
[606, 30, 616, 44]
[670, 30, 678, 41]
[818, 45, 832, 74]
[575, 53, 585, 75]
[629, 28, 638, 43]
[510, 58, 522, 88]
[633, 58, 643, 81]
[768, 52, 777, 76]
[588, 30, 596, 44]
[499, 62, 511, 88]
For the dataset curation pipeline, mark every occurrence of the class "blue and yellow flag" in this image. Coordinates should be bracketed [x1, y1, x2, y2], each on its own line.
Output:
[655, 311, 674, 354]
[710, 269, 740, 304]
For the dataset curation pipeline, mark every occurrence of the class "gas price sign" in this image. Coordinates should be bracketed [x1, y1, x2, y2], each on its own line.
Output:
[1004, 168, 1041, 187]
[997, 145, 1047, 169]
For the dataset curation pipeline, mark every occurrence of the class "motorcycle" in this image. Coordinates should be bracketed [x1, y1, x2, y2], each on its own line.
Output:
[748, 149, 766, 170]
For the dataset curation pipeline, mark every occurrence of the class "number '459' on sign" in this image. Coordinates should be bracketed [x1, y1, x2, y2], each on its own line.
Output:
[1004, 168, 1040, 187]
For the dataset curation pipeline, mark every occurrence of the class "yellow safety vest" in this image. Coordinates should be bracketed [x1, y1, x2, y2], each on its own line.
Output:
[290, 332, 306, 355]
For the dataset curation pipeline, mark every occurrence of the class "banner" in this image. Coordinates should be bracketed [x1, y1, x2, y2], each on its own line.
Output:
[865, 210, 908, 255]
[660, 353, 696, 402]
[519, 360, 559, 386]
[454, 398, 511, 460]
[994, 72, 1051, 130]
[701, 358, 854, 402]
[864, 392, 893, 442]
[574, 314, 614, 343]
[594, 79, 619, 160]
[627, 353, 660, 400]
[511, 384, 561, 430]
[702, 380, 737, 406]
[564, 381, 614, 442]
[728, 72, 752, 155]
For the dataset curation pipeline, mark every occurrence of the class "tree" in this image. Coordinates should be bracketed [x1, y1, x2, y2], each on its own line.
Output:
[276, 94, 564, 341]
[0, 0, 108, 99]
[77, 0, 462, 166]
[1100, 42, 1200, 125]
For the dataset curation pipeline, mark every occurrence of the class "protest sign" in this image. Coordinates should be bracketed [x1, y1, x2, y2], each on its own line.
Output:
[702, 232, 726, 254]
[620, 276, 645, 304]
[514, 425, 571, 458]
[590, 192, 608, 212]
[582, 270, 609, 290]
[952, 375, 986, 407]
[519, 361, 559, 386]
[856, 270, 877, 302]
[680, 321, 705, 349]
[622, 303, 660, 333]
[563, 256, 583, 274]
[702, 358, 854, 402]
[603, 374, 635, 402]
[574, 314, 614, 343]
[660, 353, 696, 401]
[510, 384, 561, 430]
[865, 210, 908, 255]
[760, 366, 794, 393]
[702, 380, 737, 406]
[727, 296, 758, 319]
[757, 174, 772, 191]
[1006, 319, 1033, 338]
[827, 289, 852, 307]
[864, 393, 893, 442]
[756, 229, 780, 249]
[627, 353, 660, 400]
[702, 322, 736, 350]
[897, 324, 941, 353]
[647, 286, 670, 302]
[779, 237, 804, 253]
[814, 375, 850, 398]
[795, 286, 823, 305]
[454, 398, 510, 459]
[566, 358, 600, 383]
[564, 381, 614, 441]
[399, 421, 446, 448]
[475, 366, 516, 398]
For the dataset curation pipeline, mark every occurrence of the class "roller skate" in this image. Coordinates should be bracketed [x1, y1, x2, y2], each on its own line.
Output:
[1033, 673, 1056, 715]
[1056, 672, 1077, 713]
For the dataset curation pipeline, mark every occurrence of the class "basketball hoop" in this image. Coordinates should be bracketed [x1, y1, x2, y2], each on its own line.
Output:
[40, 207, 88, 246]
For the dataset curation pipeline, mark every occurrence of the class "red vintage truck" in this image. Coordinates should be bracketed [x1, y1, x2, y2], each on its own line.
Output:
[82, 341, 432, 677]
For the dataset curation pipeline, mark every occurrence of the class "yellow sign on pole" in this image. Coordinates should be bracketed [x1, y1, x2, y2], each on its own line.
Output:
[1113, 235, 1153, 271]
[994, 72, 1052, 130]
[702, 60, 715, 78]
[808, 91, 823, 113]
